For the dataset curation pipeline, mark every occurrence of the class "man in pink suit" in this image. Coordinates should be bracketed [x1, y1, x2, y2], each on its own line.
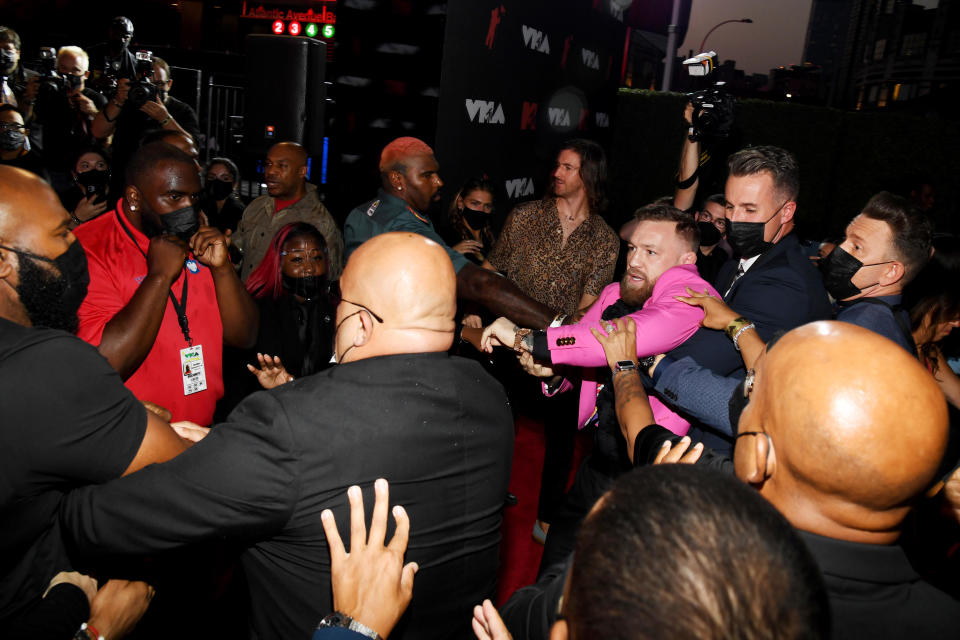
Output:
[482, 203, 718, 568]
[482, 204, 718, 435]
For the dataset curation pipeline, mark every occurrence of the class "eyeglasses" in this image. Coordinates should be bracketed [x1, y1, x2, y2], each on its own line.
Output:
[0, 122, 26, 132]
[340, 299, 384, 323]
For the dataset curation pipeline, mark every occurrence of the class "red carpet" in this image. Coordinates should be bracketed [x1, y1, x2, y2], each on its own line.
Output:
[495, 415, 591, 604]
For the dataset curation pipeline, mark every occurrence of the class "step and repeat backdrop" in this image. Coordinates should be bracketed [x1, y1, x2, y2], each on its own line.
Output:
[434, 0, 629, 222]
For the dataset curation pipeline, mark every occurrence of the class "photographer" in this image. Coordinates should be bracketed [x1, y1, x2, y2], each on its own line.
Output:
[0, 27, 38, 115]
[92, 55, 200, 191]
[86, 16, 137, 98]
[28, 46, 107, 192]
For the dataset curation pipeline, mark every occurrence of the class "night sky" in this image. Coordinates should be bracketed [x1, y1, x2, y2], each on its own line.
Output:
[679, 0, 813, 76]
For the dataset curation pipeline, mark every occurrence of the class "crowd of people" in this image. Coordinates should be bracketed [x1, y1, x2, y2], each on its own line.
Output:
[2, 15, 960, 640]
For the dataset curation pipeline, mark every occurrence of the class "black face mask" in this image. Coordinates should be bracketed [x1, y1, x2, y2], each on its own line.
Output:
[3, 241, 89, 333]
[462, 207, 489, 231]
[160, 205, 199, 241]
[726, 206, 785, 259]
[697, 221, 722, 247]
[0, 129, 25, 151]
[206, 179, 234, 201]
[819, 245, 891, 301]
[65, 74, 84, 91]
[77, 169, 110, 199]
[0, 50, 16, 75]
[282, 274, 325, 301]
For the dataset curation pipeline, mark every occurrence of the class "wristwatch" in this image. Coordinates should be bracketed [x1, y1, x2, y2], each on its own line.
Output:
[317, 612, 382, 640]
[613, 359, 637, 374]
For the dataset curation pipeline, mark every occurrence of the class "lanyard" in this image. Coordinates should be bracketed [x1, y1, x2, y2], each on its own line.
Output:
[115, 210, 193, 345]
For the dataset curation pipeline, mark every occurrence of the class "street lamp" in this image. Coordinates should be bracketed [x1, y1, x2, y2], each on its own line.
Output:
[699, 18, 753, 53]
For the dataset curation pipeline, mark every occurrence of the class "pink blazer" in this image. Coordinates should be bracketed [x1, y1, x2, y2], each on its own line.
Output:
[543, 264, 718, 436]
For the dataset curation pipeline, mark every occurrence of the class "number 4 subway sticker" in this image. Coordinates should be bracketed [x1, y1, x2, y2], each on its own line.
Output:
[180, 344, 207, 396]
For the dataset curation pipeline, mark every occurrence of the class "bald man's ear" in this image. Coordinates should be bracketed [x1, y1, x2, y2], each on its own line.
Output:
[679, 250, 697, 266]
[0, 242, 16, 281]
[354, 310, 377, 347]
[298, 163, 307, 180]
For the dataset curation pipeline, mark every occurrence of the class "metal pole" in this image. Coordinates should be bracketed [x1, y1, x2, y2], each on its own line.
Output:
[661, 0, 682, 91]
[699, 19, 752, 53]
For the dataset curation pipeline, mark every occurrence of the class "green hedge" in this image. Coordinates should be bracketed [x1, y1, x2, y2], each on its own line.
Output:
[610, 89, 960, 237]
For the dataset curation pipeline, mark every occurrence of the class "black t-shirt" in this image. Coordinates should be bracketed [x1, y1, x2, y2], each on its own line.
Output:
[34, 87, 108, 171]
[0, 318, 146, 621]
[110, 95, 201, 186]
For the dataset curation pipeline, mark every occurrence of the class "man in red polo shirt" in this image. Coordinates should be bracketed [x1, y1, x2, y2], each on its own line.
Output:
[75, 143, 258, 424]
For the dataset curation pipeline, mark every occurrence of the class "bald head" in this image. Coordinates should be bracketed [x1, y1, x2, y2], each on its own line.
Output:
[0, 166, 77, 326]
[737, 321, 948, 543]
[265, 142, 308, 199]
[334, 232, 456, 363]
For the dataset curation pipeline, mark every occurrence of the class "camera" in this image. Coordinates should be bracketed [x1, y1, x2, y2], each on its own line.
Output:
[36, 47, 68, 100]
[126, 50, 157, 108]
[683, 51, 735, 142]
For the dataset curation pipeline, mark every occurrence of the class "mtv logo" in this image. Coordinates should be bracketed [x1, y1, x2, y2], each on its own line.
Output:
[521, 102, 538, 130]
[595, 112, 610, 128]
[465, 99, 506, 125]
[548, 107, 571, 127]
[506, 177, 535, 199]
[521, 25, 550, 54]
[581, 48, 600, 70]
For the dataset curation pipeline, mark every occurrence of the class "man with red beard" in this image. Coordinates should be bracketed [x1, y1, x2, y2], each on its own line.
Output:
[482, 203, 718, 567]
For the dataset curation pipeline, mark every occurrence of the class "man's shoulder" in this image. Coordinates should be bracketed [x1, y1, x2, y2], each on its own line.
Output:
[510, 198, 550, 218]
[0, 319, 99, 369]
[241, 195, 272, 220]
[587, 214, 619, 244]
[166, 95, 196, 116]
[74, 210, 120, 254]
[655, 264, 713, 293]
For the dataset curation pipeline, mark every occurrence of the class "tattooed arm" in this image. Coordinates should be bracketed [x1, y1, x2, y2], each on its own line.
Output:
[590, 317, 657, 463]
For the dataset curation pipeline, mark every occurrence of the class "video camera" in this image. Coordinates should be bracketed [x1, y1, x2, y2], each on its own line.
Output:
[683, 51, 735, 142]
[125, 50, 157, 108]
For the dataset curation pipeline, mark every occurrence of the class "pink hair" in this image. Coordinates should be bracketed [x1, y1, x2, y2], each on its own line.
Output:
[379, 137, 434, 171]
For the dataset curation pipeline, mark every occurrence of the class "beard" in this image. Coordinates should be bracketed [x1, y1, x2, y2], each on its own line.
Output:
[16, 254, 80, 333]
[620, 270, 654, 308]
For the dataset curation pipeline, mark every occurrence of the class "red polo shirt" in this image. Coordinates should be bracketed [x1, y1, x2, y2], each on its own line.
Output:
[75, 203, 224, 425]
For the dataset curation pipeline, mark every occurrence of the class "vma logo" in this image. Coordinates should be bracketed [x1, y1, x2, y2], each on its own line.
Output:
[506, 178, 535, 199]
[465, 99, 506, 125]
[521, 102, 538, 130]
[548, 107, 571, 127]
[581, 48, 600, 70]
[521, 25, 550, 54]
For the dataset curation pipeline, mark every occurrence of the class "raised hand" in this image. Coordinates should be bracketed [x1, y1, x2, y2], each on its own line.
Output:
[472, 599, 513, 640]
[653, 436, 704, 465]
[517, 350, 555, 378]
[190, 226, 229, 269]
[146, 234, 189, 283]
[674, 287, 739, 330]
[247, 353, 295, 389]
[589, 316, 638, 370]
[321, 479, 418, 640]
[480, 317, 519, 353]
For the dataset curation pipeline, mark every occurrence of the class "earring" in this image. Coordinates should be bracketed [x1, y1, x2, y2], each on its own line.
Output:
[396, 185, 402, 191]
[130, 205, 136, 211]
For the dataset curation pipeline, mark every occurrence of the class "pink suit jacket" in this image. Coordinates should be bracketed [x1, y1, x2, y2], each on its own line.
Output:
[544, 264, 719, 436]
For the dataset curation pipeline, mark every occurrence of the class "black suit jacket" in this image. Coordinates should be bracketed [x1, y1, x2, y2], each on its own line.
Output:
[669, 233, 832, 377]
[60, 352, 514, 640]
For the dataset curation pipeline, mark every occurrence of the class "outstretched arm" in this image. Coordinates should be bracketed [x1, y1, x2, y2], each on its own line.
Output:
[457, 263, 555, 329]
